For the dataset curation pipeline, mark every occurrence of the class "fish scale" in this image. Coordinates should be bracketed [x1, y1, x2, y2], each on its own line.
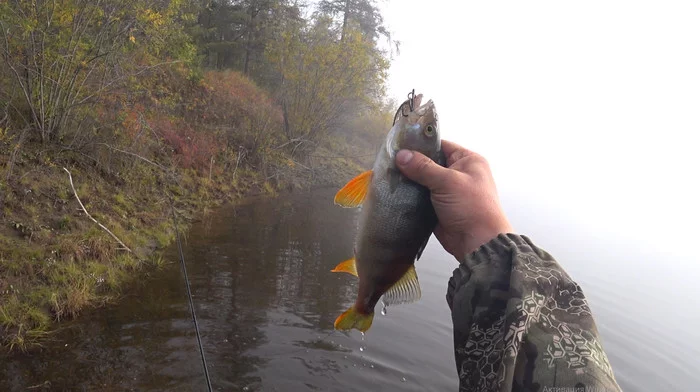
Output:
[330, 92, 445, 333]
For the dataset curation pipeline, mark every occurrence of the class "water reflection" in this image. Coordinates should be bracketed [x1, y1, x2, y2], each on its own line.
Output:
[4, 188, 700, 391]
[0, 188, 458, 391]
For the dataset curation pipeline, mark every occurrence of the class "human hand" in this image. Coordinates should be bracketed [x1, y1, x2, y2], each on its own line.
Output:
[395, 140, 513, 260]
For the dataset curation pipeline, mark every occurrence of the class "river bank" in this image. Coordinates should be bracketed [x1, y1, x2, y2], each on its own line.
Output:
[0, 188, 459, 391]
[0, 137, 368, 353]
[0, 0, 393, 356]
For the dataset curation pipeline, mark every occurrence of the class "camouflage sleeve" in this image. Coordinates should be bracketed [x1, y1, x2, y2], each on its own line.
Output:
[446, 233, 622, 392]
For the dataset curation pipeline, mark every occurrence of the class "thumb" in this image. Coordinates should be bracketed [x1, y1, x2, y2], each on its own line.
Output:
[395, 149, 451, 191]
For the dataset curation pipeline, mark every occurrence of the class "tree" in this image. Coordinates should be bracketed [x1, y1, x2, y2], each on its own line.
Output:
[192, 0, 293, 76]
[317, 0, 388, 42]
[0, 0, 196, 143]
[266, 15, 389, 154]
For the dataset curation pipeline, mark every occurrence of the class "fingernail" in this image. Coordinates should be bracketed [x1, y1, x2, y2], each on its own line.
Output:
[396, 150, 414, 165]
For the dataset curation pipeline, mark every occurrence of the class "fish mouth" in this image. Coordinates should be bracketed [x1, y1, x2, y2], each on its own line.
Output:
[392, 92, 424, 125]
[386, 92, 438, 157]
[393, 93, 434, 126]
[414, 99, 435, 120]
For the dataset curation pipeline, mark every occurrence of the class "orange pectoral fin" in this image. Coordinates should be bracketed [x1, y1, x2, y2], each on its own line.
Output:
[334, 170, 372, 208]
[331, 257, 358, 277]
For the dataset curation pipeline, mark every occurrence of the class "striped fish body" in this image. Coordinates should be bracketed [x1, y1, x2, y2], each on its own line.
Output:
[353, 148, 437, 313]
[331, 92, 444, 332]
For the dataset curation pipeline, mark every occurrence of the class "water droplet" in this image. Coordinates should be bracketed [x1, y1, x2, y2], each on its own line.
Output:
[360, 332, 365, 341]
[359, 346, 364, 352]
[401, 377, 407, 382]
[243, 387, 249, 391]
[370, 364, 374, 368]
[344, 355, 348, 359]
[353, 363, 357, 367]
[381, 306, 387, 316]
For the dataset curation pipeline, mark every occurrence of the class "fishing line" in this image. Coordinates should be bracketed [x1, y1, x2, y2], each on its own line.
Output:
[166, 191, 213, 392]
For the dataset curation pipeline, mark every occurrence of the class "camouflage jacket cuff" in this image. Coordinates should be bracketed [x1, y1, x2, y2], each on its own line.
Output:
[445, 233, 622, 392]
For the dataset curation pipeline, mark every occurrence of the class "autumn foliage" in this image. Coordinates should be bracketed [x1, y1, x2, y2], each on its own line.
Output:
[0, 0, 394, 352]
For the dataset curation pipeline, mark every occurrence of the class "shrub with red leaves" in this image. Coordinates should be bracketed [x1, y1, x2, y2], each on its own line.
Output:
[151, 115, 219, 172]
[193, 70, 283, 156]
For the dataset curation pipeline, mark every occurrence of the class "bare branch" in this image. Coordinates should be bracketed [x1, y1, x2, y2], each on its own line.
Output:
[273, 137, 312, 150]
[62, 167, 132, 253]
[70, 61, 182, 108]
[95, 143, 169, 172]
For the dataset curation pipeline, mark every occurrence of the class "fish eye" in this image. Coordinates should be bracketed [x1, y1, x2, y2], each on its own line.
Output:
[424, 125, 436, 137]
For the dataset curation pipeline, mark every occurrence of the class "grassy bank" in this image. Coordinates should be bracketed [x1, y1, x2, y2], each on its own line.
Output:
[0, 68, 383, 353]
[0, 140, 368, 353]
[0, 0, 393, 352]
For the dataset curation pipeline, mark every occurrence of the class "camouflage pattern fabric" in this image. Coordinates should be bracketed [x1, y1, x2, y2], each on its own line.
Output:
[446, 233, 622, 392]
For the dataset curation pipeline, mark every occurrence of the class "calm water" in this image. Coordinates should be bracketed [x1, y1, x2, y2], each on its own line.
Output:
[1, 188, 699, 391]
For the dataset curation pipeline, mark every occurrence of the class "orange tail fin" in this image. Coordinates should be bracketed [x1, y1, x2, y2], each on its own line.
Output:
[334, 306, 374, 332]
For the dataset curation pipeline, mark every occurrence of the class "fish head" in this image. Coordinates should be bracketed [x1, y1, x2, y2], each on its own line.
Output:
[386, 93, 441, 162]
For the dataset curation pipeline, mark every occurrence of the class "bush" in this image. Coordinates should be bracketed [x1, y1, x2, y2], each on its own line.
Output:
[196, 70, 284, 158]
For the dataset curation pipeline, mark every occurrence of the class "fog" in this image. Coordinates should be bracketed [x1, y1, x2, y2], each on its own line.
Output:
[380, 1, 700, 389]
[382, 0, 699, 257]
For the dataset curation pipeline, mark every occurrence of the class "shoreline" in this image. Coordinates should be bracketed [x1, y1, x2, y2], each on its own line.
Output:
[0, 144, 364, 353]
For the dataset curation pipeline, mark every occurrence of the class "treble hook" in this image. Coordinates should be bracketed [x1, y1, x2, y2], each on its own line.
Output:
[392, 89, 417, 125]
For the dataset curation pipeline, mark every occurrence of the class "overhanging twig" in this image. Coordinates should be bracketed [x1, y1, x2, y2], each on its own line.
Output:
[63, 167, 132, 253]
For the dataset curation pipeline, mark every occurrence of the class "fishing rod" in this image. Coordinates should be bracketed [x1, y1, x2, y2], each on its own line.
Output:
[166, 191, 213, 392]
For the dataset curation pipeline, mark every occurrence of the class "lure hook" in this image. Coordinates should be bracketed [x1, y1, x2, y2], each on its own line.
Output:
[392, 89, 416, 125]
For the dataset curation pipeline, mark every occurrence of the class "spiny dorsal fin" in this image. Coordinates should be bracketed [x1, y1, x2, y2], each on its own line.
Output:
[331, 257, 358, 277]
[381, 265, 421, 306]
[334, 170, 372, 208]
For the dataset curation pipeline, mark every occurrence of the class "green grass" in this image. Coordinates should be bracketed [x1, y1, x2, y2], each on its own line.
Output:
[0, 133, 361, 353]
[0, 153, 249, 352]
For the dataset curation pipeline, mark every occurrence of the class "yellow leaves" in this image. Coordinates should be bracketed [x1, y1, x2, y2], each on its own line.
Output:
[57, 8, 74, 25]
[143, 9, 165, 27]
[266, 22, 388, 143]
[129, 35, 136, 44]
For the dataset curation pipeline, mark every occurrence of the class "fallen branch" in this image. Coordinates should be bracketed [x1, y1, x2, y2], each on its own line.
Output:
[26, 381, 51, 390]
[96, 143, 168, 172]
[63, 167, 132, 253]
[273, 137, 309, 150]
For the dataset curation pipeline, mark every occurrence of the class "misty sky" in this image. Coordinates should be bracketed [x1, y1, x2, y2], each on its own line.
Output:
[379, 1, 700, 255]
[376, 3, 700, 388]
